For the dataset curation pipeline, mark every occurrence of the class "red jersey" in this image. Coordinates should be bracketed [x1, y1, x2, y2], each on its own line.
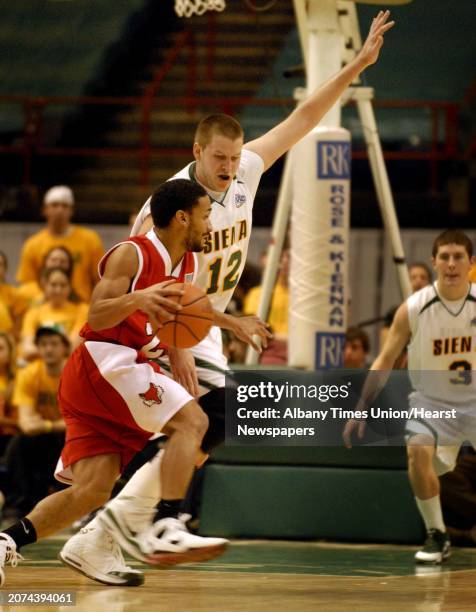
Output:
[80, 229, 196, 355]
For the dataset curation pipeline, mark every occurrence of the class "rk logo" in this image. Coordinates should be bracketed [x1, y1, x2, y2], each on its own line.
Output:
[317, 142, 350, 179]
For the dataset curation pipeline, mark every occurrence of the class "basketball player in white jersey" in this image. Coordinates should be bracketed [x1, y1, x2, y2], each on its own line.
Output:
[61, 10, 395, 584]
[344, 230, 476, 564]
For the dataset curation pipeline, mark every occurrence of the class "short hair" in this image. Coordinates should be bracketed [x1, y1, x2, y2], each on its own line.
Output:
[194, 114, 244, 147]
[345, 326, 370, 353]
[432, 230, 473, 258]
[150, 179, 208, 228]
[409, 261, 432, 281]
[34, 326, 70, 348]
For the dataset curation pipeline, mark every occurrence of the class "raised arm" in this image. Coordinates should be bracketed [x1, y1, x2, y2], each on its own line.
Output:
[245, 10, 395, 171]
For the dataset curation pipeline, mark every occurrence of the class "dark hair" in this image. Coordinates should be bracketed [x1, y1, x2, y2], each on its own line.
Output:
[194, 114, 243, 147]
[34, 326, 70, 348]
[345, 326, 370, 353]
[41, 266, 72, 284]
[150, 179, 208, 228]
[409, 261, 432, 282]
[432, 230, 473, 258]
[42, 245, 75, 274]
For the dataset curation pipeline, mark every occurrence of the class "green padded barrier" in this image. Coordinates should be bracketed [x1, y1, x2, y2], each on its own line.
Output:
[200, 464, 424, 543]
[212, 446, 408, 469]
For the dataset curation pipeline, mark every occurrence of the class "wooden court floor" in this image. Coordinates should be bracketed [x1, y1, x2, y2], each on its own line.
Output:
[1, 537, 476, 611]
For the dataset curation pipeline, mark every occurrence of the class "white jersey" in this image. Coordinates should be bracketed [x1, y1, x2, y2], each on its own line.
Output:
[131, 148, 264, 313]
[130, 148, 264, 393]
[407, 282, 476, 405]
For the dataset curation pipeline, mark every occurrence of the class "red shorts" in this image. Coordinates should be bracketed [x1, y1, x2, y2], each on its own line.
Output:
[56, 341, 192, 484]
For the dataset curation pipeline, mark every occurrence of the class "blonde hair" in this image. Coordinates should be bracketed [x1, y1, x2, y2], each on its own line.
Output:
[194, 114, 243, 147]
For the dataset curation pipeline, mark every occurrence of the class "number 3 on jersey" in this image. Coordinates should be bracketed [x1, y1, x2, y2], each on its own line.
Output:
[449, 360, 472, 385]
[207, 250, 242, 294]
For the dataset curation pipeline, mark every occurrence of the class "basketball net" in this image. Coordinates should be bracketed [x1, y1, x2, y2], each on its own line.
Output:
[174, 0, 226, 18]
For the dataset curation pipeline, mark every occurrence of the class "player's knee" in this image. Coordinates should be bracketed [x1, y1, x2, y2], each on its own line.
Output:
[407, 441, 434, 468]
[167, 400, 209, 442]
[72, 481, 111, 510]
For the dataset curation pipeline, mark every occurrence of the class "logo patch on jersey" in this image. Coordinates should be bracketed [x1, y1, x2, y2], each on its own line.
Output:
[184, 273, 194, 283]
[139, 383, 164, 407]
[235, 194, 246, 207]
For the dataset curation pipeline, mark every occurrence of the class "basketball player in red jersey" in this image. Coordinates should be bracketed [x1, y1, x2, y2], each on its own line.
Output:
[0, 179, 269, 587]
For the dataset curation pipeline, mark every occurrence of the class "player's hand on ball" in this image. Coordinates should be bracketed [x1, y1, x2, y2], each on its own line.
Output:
[168, 347, 199, 397]
[136, 279, 184, 324]
[342, 418, 366, 449]
[358, 10, 395, 67]
[232, 316, 273, 353]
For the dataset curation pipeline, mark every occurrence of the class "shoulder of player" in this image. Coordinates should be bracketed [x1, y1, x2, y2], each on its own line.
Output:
[407, 284, 438, 315]
[238, 148, 265, 176]
[101, 241, 140, 277]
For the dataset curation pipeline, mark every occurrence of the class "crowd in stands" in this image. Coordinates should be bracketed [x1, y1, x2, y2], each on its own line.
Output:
[1, 184, 476, 546]
[0, 185, 104, 518]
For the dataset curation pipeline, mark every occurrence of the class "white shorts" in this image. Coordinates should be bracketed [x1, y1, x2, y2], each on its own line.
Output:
[55, 341, 193, 483]
[406, 391, 476, 475]
[154, 326, 228, 397]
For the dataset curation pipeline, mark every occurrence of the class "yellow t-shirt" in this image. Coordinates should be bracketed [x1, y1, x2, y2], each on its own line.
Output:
[21, 301, 89, 341]
[243, 283, 289, 338]
[12, 359, 61, 420]
[0, 300, 13, 334]
[15, 281, 44, 314]
[1, 281, 35, 319]
[16, 225, 104, 302]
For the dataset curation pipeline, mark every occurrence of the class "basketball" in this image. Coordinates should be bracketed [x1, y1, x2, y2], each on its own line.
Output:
[158, 282, 214, 348]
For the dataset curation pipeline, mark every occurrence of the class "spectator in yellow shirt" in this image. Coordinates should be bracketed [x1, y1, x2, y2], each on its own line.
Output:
[16, 185, 104, 303]
[7, 327, 67, 514]
[16, 245, 79, 315]
[20, 268, 88, 361]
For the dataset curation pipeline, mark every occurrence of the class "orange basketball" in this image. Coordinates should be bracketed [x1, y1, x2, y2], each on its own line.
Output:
[157, 282, 213, 348]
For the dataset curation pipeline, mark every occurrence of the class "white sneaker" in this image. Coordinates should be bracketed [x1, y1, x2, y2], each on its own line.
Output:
[99, 508, 228, 567]
[0, 533, 23, 587]
[59, 526, 144, 586]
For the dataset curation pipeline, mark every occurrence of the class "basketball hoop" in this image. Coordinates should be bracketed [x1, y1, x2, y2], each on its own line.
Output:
[174, 0, 226, 18]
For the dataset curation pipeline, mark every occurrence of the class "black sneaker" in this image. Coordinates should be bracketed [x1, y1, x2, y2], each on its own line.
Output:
[415, 529, 451, 564]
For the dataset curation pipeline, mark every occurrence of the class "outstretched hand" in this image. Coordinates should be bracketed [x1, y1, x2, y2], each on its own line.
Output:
[359, 10, 395, 68]
[342, 418, 366, 449]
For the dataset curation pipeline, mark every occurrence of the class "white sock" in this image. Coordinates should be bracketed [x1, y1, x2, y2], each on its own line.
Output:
[415, 495, 446, 532]
[88, 450, 163, 533]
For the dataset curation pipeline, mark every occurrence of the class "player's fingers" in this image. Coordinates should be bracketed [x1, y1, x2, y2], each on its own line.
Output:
[153, 306, 175, 322]
[157, 279, 181, 289]
[247, 336, 262, 353]
[378, 21, 395, 35]
[358, 422, 366, 439]
[155, 296, 182, 311]
[342, 424, 352, 449]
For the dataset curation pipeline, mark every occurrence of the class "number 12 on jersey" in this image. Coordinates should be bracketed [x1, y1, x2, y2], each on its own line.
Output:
[207, 250, 242, 294]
